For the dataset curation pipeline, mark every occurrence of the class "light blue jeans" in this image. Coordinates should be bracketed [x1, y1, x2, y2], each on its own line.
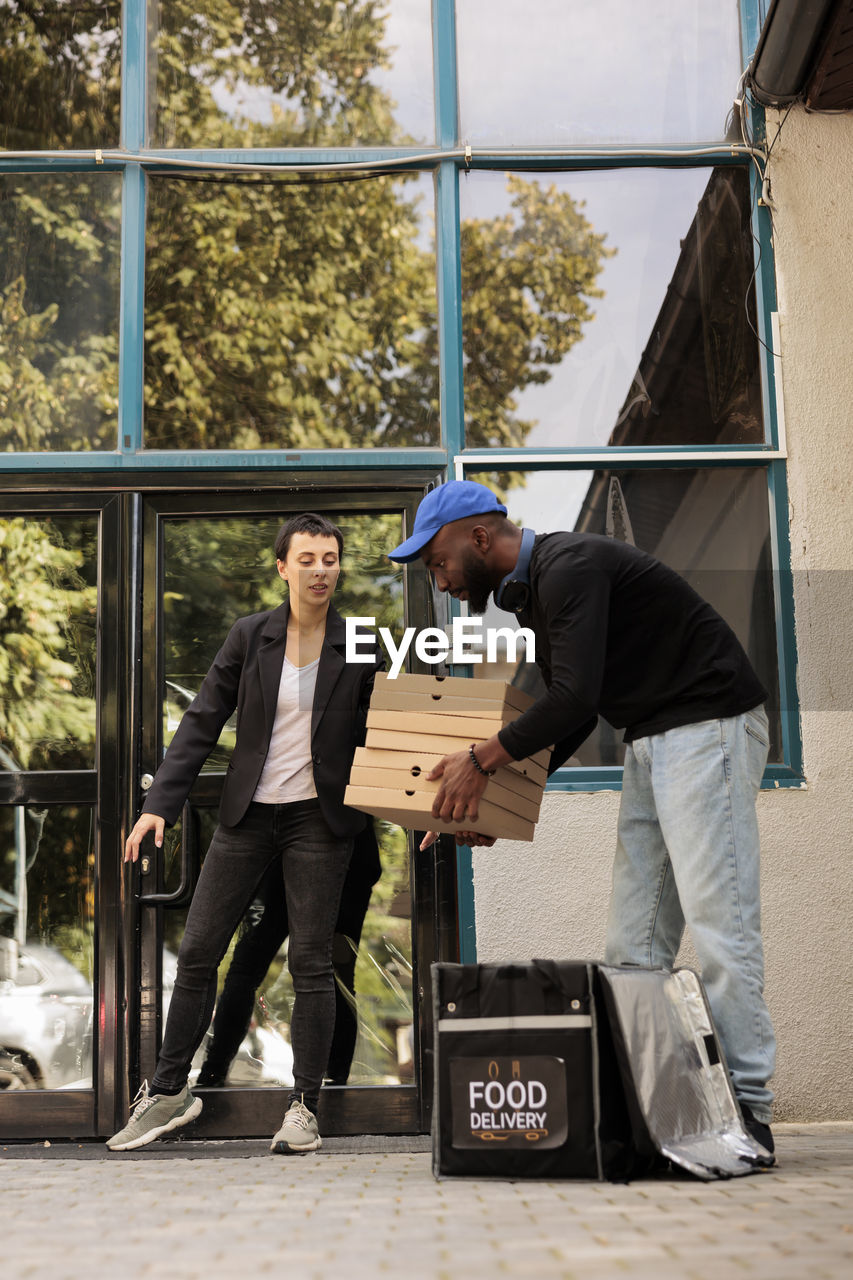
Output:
[604, 706, 776, 1122]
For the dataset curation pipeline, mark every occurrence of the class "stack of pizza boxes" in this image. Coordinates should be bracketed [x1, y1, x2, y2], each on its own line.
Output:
[344, 672, 548, 841]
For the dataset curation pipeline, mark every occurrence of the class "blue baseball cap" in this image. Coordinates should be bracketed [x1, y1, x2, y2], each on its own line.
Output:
[388, 480, 507, 562]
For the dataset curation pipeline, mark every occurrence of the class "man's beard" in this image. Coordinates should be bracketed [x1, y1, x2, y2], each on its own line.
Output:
[461, 549, 495, 615]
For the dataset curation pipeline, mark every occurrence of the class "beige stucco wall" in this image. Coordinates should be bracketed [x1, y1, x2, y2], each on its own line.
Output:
[472, 106, 853, 1121]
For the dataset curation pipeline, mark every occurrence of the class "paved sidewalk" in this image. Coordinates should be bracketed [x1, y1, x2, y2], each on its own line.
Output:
[3, 1125, 852, 1279]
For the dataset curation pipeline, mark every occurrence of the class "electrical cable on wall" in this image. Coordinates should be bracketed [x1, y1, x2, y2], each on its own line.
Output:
[728, 70, 798, 361]
[0, 142, 766, 176]
[749, 96, 797, 359]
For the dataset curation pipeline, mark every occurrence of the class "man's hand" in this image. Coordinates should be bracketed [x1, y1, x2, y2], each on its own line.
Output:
[419, 733, 513, 850]
[419, 830, 497, 851]
[124, 812, 166, 864]
[427, 748, 489, 824]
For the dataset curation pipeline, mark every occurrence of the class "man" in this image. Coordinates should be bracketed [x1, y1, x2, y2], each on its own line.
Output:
[387, 480, 776, 1155]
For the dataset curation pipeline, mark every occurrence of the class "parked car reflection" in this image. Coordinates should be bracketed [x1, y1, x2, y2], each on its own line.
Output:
[0, 942, 294, 1091]
[0, 942, 93, 1090]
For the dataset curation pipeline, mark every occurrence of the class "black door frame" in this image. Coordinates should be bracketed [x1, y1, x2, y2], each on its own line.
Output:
[0, 490, 129, 1139]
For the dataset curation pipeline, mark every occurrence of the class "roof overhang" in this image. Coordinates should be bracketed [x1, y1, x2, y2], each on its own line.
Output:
[748, 0, 853, 108]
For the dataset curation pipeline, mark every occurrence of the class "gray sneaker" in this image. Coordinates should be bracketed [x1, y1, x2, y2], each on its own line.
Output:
[270, 1099, 322, 1154]
[107, 1081, 203, 1151]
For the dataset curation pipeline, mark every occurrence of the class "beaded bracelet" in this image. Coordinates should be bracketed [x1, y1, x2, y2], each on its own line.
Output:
[469, 743, 495, 777]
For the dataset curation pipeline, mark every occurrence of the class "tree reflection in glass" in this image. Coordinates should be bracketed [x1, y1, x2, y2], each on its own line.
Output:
[0, 517, 97, 772]
[461, 167, 764, 451]
[144, 172, 440, 450]
[0, 173, 121, 453]
[0, 1, 121, 151]
[149, 0, 435, 149]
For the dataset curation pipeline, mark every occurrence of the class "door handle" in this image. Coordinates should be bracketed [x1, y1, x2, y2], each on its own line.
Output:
[138, 803, 199, 907]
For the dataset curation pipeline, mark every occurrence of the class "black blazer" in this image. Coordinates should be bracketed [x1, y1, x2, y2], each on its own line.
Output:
[143, 601, 383, 838]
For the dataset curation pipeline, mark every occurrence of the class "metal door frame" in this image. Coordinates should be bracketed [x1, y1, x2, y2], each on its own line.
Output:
[0, 490, 128, 1139]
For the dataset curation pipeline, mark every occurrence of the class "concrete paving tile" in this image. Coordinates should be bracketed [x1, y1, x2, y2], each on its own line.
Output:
[4, 1127, 853, 1280]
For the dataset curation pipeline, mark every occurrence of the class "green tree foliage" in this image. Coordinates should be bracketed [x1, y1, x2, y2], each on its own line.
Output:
[0, 4, 123, 446]
[0, 518, 96, 769]
[151, 0, 401, 149]
[143, 172, 439, 449]
[348, 818, 413, 1079]
[0, 176, 122, 452]
[0, 0, 121, 151]
[1, 1, 611, 455]
[462, 175, 613, 449]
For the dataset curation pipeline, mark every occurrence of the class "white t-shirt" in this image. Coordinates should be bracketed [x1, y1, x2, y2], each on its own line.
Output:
[252, 655, 320, 803]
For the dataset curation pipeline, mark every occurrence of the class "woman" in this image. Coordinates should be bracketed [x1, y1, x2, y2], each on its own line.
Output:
[108, 512, 382, 1154]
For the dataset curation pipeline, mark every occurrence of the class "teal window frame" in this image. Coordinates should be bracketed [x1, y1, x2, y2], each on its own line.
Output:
[0, 1, 802, 960]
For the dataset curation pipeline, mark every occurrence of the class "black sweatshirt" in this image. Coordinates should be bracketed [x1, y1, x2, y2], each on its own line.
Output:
[497, 532, 767, 772]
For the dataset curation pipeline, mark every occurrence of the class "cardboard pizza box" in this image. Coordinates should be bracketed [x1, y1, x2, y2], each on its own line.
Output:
[369, 686, 529, 723]
[344, 785, 537, 842]
[366, 708, 514, 740]
[351, 747, 545, 806]
[373, 671, 534, 715]
[348, 764, 542, 824]
[362, 729, 549, 785]
[480, 762, 545, 805]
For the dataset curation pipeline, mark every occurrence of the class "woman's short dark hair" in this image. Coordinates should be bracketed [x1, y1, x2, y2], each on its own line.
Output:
[274, 513, 344, 562]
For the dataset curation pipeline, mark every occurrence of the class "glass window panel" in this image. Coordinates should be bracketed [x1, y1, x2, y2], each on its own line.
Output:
[457, 0, 743, 146]
[0, 516, 98, 771]
[465, 466, 782, 765]
[162, 510, 404, 767]
[149, 0, 435, 149]
[460, 166, 763, 449]
[0, 1, 121, 150]
[0, 173, 121, 452]
[162, 813, 413, 1088]
[0, 805, 95, 1090]
[144, 172, 437, 449]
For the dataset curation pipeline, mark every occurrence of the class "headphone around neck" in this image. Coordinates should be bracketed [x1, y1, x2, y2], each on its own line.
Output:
[494, 527, 536, 614]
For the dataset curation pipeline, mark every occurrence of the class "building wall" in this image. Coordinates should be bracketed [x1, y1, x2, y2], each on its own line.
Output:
[472, 106, 853, 1122]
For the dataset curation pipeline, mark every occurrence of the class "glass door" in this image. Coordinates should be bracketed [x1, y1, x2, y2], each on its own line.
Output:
[131, 487, 451, 1137]
[0, 494, 127, 1139]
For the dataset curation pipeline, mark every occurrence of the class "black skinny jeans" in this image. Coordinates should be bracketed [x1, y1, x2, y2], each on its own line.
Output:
[200, 856, 373, 1086]
[152, 799, 352, 1111]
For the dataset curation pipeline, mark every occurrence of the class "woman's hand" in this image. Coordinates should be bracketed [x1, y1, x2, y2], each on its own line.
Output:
[124, 812, 166, 863]
[419, 830, 497, 851]
[460, 831, 498, 848]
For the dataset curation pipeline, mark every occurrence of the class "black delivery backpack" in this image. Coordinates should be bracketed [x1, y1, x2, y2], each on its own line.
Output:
[431, 960, 775, 1182]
